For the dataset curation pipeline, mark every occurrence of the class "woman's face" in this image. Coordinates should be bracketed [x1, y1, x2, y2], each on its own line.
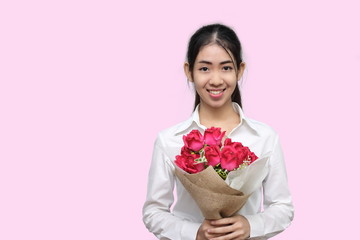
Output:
[185, 44, 244, 110]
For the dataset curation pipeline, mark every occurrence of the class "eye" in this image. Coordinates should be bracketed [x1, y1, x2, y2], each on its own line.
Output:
[199, 67, 209, 72]
[223, 66, 233, 71]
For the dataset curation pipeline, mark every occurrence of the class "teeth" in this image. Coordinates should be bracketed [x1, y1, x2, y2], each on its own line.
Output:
[209, 90, 223, 95]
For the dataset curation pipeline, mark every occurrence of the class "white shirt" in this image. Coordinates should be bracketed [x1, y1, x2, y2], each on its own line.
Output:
[143, 103, 294, 240]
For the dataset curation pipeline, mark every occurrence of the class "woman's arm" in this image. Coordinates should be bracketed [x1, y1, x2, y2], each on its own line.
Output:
[243, 135, 294, 238]
[143, 136, 201, 240]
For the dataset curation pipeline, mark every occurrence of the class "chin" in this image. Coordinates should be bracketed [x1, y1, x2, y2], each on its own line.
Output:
[203, 100, 230, 109]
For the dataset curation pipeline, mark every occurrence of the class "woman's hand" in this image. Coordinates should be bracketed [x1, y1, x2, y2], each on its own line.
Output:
[196, 219, 224, 240]
[199, 215, 250, 240]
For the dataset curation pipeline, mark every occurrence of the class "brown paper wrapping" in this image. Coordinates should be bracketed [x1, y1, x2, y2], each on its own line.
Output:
[175, 166, 250, 220]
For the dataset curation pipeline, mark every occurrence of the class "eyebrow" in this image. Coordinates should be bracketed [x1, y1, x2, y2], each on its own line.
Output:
[197, 60, 233, 65]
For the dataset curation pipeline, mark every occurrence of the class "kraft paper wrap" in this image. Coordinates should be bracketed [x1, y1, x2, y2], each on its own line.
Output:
[175, 166, 250, 220]
[174, 156, 269, 220]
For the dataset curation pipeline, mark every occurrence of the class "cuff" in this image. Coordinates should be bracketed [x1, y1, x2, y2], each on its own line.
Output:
[243, 214, 264, 238]
[181, 221, 202, 240]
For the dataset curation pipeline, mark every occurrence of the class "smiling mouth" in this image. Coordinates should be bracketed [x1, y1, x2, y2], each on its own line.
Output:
[207, 89, 226, 95]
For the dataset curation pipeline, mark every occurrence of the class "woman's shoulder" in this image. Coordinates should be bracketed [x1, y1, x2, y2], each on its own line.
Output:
[244, 116, 279, 139]
[155, 117, 192, 143]
[152, 119, 192, 160]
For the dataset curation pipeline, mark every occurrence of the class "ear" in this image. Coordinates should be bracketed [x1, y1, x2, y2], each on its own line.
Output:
[184, 62, 193, 82]
[237, 62, 246, 81]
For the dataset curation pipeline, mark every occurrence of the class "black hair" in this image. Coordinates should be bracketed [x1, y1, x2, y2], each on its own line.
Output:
[186, 23, 243, 111]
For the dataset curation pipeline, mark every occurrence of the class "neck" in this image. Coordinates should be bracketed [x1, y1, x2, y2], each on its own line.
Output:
[198, 101, 239, 124]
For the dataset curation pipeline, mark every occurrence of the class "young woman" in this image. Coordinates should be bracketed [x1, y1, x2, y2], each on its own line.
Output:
[143, 23, 294, 240]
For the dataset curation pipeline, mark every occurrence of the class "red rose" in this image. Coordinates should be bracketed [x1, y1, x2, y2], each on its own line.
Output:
[221, 142, 258, 171]
[204, 127, 226, 146]
[183, 130, 204, 152]
[204, 145, 221, 167]
[236, 148, 249, 165]
[243, 147, 258, 164]
[224, 138, 243, 151]
[221, 142, 253, 171]
[181, 146, 192, 156]
[220, 145, 243, 171]
[175, 153, 204, 174]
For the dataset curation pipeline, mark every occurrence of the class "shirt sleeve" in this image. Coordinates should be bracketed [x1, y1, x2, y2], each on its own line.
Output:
[243, 135, 294, 239]
[142, 135, 201, 240]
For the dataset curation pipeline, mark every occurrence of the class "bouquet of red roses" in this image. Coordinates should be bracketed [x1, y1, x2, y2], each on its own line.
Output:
[175, 127, 258, 179]
[174, 127, 269, 220]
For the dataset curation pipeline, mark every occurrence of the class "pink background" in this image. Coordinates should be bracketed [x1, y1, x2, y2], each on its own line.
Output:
[1, 0, 359, 239]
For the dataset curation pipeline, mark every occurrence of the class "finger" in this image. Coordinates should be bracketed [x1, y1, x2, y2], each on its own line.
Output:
[207, 225, 233, 235]
[210, 231, 245, 240]
[205, 232, 224, 239]
[211, 217, 236, 226]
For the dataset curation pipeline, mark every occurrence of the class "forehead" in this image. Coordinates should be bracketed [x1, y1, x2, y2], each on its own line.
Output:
[195, 43, 234, 62]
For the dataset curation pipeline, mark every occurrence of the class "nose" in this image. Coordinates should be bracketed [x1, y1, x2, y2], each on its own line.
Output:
[209, 71, 224, 86]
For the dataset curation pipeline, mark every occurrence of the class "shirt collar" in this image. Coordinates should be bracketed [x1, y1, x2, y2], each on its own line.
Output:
[174, 102, 260, 135]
